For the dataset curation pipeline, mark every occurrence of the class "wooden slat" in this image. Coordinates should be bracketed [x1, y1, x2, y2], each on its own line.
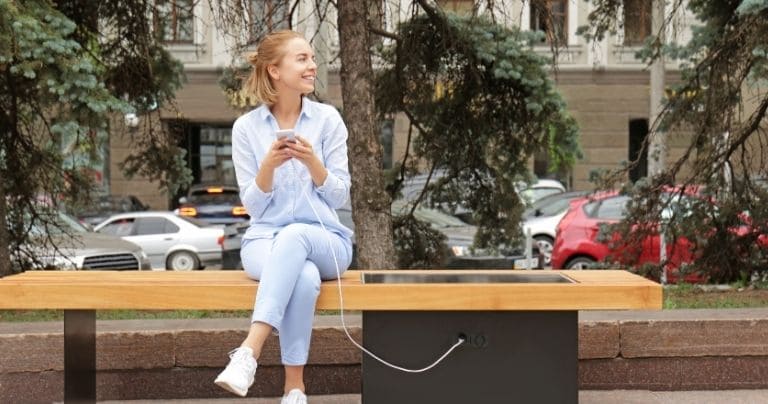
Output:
[0, 270, 661, 311]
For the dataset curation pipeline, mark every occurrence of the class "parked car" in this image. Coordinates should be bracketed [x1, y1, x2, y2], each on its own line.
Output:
[177, 184, 249, 225]
[522, 191, 589, 267]
[517, 179, 567, 205]
[550, 191, 704, 282]
[77, 195, 150, 226]
[397, 172, 565, 223]
[94, 211, 224, 271]
[16, 211, 151, 271]
[221, 202, 539, 270]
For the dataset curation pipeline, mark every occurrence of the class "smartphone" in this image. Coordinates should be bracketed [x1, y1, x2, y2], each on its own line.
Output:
[276, 129, 296, 142]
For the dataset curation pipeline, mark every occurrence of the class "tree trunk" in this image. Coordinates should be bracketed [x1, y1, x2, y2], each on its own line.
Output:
[648, 0, 666, 177]
[0, 175, 12, 277]
[337, 0, 397, 269]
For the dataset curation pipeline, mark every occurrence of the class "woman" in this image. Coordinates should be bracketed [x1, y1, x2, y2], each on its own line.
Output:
[214, 30, 354, 404]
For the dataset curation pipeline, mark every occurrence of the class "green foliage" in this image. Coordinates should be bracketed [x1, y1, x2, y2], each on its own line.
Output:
[375, 13, 581, 263]
[582, 0, 768, 284]
[0, 0, 189, 275]
[392, 215, 447, 268]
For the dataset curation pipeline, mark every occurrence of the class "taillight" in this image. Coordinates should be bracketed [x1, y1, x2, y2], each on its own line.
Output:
[232, 206, 248, 216]
[179, 206, 197, 216]
[217, 235, 225, 246]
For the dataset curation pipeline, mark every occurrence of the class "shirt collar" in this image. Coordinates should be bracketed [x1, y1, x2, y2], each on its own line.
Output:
[257, 96, 313, 122]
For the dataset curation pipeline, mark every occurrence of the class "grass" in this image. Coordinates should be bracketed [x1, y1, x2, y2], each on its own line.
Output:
[0, 309, 350, 323]
[0, 309, 253, 322]
[663, 282, 768, 309]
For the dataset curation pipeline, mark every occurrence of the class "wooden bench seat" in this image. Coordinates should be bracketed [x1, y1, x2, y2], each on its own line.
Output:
[0, 269, 661, 403]
[0, 269, 661, 311]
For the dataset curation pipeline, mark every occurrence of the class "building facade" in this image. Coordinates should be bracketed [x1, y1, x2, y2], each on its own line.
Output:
[109, 0, 694, 209]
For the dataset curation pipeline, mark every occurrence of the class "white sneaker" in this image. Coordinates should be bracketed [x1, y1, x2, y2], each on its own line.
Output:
[214, 346, 258, 397]
[281, 388, 308, 404]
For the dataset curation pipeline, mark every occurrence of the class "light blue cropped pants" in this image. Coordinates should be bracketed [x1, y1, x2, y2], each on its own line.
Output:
[241, 223, 353, 365]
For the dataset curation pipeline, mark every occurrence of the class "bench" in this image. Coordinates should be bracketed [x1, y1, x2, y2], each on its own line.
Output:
[0, 269, 661, 403]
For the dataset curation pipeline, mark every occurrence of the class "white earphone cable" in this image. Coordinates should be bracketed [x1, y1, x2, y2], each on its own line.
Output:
[300, 184, 465, 373]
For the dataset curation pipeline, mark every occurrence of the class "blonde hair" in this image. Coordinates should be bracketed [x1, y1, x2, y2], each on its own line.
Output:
[244, 30, 305, 106]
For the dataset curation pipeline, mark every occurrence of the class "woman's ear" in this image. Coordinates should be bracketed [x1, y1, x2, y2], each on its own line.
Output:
[267, 65, 280, 81]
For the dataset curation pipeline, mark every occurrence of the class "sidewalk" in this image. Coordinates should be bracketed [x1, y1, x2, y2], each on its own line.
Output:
[96, 390, 768, 404]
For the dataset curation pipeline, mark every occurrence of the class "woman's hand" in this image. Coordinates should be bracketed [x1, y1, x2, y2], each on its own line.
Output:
[288, 135, 328, 186]
[262, 138, 293, 170]
[255, 139, 292, 192]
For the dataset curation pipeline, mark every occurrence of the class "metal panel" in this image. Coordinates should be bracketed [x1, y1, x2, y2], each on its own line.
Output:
[362, 311, 577, 404]
[64, 310, 96, 403]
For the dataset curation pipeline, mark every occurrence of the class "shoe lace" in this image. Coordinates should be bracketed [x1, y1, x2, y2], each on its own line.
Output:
[227, 347, 256, 374]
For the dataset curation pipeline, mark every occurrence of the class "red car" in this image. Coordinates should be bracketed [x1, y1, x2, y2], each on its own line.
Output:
[551, 191, 701, 283]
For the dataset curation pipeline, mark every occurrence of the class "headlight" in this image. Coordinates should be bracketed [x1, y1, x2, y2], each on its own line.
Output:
[47, 256, 79, 271]
[451, 245, 470, 257]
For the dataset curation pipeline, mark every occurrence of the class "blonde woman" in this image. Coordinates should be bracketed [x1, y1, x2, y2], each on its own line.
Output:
[214, 30, 353, 404]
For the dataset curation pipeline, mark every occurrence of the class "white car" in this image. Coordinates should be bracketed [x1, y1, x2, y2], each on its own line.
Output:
[94, 211, 224, 271]
[517, 179, 567, 205]
[522, 191, 588, 267]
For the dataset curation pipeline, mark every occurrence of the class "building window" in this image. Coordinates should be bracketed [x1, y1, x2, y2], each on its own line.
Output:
[438, 0, 475, 16]
[199, 126, 235, 184]
[154, 0, 194, 43]
[530, 0, 568, 44]
[250, 0, 290, 42]
[628, 119, 649, 183]
[176, 122, 235, 193]
[623, 0, 652, 45]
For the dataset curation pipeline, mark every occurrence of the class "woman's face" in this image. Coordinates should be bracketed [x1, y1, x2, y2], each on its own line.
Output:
[269, 37, 317, 96]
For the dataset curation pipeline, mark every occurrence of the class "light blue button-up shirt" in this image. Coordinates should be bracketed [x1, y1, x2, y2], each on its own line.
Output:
[231, 97, 353, 241]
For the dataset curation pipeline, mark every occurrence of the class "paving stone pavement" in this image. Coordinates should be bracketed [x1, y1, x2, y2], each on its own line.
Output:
[93, 389, 768, 404]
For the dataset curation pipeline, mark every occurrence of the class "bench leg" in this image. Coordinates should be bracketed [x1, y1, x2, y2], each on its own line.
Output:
[64, 309, 96, 403]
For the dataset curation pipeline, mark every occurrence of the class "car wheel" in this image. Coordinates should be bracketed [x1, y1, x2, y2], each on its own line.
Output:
[566, 257, 595, 270]
[167, 251, 200, 271]
[534, 236, 555, 267]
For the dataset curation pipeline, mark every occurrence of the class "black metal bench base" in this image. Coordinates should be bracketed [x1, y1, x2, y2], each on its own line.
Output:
[362, 311, 577, 404]
[62, 309, 577, 403]
[64, 309, 96, 403]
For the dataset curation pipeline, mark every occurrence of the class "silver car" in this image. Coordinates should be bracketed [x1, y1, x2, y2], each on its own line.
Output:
[19, 212, 151, 271]
[94, 211, 224, 271]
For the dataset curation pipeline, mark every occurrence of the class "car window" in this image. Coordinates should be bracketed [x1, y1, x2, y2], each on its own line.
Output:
[135, 217, 173, 236]
[593, 196, 630, 220]
[57, 212, 89, 233]
[188, 188, 240, 205]
[164, 220, 180, 233]
[533, 197, 574, 218]
[188, 193, 241, 204]
[520, 187, 564, 205]
[98, 218, 135, 236]
[26, 212, 90, 236]
[413, 208, 468, 228]
[176, 215, 208, 228]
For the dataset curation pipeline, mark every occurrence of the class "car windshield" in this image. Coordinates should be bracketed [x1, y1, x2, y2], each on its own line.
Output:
[188, 190, 240, 205]
[28, 212, 89, 236]
[81, 196, 133, 216]
[521, 187, 563, 204]
[524, 192, 586, 219]
[392, 200, 469, 228]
